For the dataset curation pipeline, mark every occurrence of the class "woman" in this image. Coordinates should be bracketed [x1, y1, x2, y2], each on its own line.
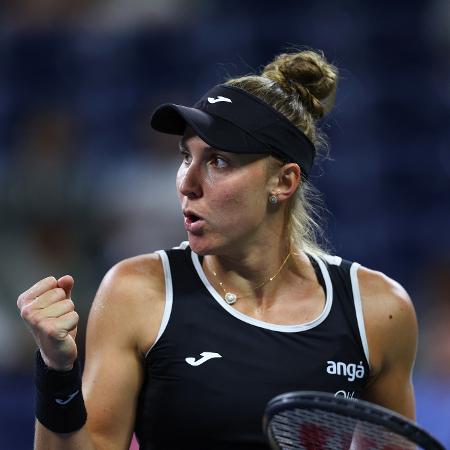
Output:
[17, 50, 417, 450]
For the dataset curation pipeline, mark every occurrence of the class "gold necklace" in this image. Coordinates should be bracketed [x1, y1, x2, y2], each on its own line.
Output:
[210, 251, 292, 305]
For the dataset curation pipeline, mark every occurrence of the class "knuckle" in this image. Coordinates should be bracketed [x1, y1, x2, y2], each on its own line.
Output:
[55, 287, 67, 298]
[46, 323, 66, 340]
[69, 311, 80, 327]
[50, 288, 66, 301]
[68, 310, 79, 322]
[58, 299, 74, 314]
[66, 299, 75, 311]
[17, 293, 25, 307]
[63, 298, 75, 308]
[37, 288, 64, 304]
[20, 303, 33, 321]
[17, 291, 34, 308]
[19, 307, 27, 320]
[42, 276, 57, 289]
[28, 313, 43, 329]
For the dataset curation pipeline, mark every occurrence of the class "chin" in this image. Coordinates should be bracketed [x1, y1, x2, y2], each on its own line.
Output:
[187, 234, 224, 256]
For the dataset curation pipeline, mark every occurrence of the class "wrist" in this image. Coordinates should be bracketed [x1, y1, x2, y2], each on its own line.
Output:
[39, 350, 75, 372]
[35, 350, 87, 433]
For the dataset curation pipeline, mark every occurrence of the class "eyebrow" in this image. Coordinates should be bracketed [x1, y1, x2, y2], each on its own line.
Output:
[178, 139, 188, 152]
[178, 137, 216, 154]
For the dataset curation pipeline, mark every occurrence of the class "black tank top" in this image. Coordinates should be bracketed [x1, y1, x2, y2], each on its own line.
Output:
[135, 243, 370, 450]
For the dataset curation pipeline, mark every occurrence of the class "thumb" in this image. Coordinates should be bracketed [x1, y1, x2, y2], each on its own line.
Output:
[57, 275, 74, 299]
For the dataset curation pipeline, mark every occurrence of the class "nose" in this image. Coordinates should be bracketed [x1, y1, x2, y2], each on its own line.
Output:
[177, 161, 203, 199]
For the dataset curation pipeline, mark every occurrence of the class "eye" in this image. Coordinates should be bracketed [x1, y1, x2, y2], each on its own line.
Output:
[180, 150, 192, 165]
[210, 155, 228, 169]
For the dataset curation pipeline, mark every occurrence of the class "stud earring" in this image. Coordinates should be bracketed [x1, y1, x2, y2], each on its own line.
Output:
[269, 194, 279, 205]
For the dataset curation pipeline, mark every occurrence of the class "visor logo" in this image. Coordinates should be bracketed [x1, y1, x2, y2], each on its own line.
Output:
[207, 96, 232, 104]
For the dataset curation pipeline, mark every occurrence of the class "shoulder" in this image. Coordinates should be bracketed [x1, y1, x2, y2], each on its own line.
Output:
[357, 265, 415, 323]
[96, 252, 165, 314]
[87, 252, 166, 355]
[356, 265, 418, 375]
[101, 252, 165, 294]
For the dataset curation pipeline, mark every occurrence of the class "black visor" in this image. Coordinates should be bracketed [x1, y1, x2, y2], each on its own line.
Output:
[151, 84, 316, 179]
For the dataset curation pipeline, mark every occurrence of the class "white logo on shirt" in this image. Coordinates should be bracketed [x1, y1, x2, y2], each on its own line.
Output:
[185, 352, 222, 366]
[207, 96, 232, 104]
[335, 390, 356, 399]
[326, 361, 365, 382]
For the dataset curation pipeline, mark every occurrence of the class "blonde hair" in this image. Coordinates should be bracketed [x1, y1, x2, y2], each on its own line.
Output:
[225, 49, 338, 255]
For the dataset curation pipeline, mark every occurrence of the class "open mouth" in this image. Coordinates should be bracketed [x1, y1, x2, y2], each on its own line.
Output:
[183, 210, 205, 233]
[183, 210, 203, 223]
[187, 214, 201, 223]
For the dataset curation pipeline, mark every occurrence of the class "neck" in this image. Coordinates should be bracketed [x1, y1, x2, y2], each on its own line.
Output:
[204, 242, 302, 304]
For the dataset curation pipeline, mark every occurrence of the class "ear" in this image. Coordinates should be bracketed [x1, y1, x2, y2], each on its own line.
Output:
[271, 163, 301, 202]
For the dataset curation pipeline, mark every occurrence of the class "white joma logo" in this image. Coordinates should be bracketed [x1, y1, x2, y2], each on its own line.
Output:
[326, 361, 365, 382]
[207, 96, 232, 104]
[55, 390, 80, 405]
[185, 352, 222, 366]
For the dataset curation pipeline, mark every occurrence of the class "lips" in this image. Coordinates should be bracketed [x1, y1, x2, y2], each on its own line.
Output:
[183, 208, 203, 221]
[183, 210, 205, 234]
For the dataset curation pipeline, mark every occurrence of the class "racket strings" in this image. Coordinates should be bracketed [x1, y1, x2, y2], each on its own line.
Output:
[269, 408, 417, 450]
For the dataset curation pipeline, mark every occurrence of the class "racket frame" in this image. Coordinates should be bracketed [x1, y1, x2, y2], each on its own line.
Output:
[263, 391, 445, 450]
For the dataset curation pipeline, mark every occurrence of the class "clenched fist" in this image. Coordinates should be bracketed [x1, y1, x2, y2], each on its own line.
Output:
[17, 275, 79, 371]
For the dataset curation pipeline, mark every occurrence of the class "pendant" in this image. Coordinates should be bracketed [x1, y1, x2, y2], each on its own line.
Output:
[224, 292, 237, 305]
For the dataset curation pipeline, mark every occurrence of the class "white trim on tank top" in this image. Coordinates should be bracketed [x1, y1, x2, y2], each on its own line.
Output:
[144, 244, 369, 364]
[349, 262, 371, 368]
[144, 250, 173, 358]
[191, 248, 333, 333]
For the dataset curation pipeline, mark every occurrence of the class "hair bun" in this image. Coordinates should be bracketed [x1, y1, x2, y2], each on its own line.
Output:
[262, 50, 338, 119]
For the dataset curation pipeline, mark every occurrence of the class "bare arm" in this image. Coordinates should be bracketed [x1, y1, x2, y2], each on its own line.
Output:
[18, 254, 165, 450]
[358, 267, 418, 420]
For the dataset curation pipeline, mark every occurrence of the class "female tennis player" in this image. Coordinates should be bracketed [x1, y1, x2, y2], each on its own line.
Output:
[17, 49, 418, 450]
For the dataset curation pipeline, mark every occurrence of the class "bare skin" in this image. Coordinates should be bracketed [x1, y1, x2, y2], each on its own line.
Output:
[17, 131, 417, 449]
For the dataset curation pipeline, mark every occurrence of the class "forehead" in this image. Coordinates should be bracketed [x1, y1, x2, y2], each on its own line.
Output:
[179, 130, 209, 151]
[179, 128, 269, 164]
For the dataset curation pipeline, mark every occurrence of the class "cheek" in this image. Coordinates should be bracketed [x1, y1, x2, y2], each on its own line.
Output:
[175, 166, 183, 196]
[210, 180, 266, 221]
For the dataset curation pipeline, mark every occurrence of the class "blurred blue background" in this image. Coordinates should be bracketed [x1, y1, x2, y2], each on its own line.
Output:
[0, 0, 449, 448]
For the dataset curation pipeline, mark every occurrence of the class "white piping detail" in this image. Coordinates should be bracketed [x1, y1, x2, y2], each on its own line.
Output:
[350, 262, 371, 368]
[145, 250, 173, 358]
[191, 251, 333, 333]
[173, 241, 189, 250]
[322, 254, 342, 266]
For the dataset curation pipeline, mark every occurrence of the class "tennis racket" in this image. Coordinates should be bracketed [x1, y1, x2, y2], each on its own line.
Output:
[263, 391, 445, 450]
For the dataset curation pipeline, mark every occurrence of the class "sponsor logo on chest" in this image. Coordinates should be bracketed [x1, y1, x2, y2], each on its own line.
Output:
[326, 360, 365, 382]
